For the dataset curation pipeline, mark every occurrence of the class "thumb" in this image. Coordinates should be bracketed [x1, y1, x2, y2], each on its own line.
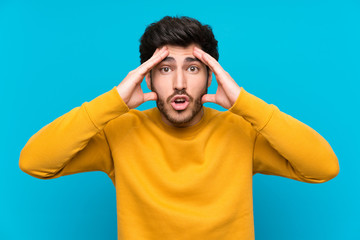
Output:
[143, 92, 158, 102]
[201, 94, 216, 104]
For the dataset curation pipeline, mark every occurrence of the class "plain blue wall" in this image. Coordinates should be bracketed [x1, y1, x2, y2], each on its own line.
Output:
[1, 0, 358, 239]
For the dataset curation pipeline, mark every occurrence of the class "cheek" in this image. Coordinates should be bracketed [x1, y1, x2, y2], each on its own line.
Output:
[152, 79, 172, 96]
[189, 77, 208, 92]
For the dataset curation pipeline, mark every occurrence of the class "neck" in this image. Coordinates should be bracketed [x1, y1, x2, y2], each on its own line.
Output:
[161, 107, 205, 128]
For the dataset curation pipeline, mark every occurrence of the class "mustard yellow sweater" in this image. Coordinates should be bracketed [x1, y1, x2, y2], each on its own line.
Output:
[19, 86, 339, 240]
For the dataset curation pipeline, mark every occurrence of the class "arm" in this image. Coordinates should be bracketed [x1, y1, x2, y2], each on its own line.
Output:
[19, 46, 169, 181]
[19, 86, 129, 181]
[228, 87, 340, 183]
[192, 46, 339, 183]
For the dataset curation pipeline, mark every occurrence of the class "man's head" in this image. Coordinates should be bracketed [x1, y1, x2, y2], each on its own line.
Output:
[139, 16, 219, 127]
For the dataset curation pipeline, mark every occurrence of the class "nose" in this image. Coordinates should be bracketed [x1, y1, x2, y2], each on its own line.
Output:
[173, 69, 187, 91]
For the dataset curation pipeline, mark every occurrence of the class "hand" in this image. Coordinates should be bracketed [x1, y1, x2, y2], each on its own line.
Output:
[193, 46, 241, 109]
[116, 46, 169, 109]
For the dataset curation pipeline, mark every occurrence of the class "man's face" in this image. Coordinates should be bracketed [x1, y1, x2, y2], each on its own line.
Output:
[146, 43, 212, 128]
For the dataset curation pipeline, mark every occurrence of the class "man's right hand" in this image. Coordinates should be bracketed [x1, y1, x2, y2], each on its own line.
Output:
[116, 46, 169, 109]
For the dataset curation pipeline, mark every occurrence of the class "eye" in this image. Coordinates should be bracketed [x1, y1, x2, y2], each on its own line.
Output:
[159, 66, 171, 73]
[188, 66, 199, 73]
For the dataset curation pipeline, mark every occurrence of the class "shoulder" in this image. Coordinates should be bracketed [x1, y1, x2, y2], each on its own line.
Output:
[106, 108, 152, 128]
[204, 106, 256, 139]
[205, 106, 250, 127]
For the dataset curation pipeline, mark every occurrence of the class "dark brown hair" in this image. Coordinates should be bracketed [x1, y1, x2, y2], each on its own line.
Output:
[139, 15, 219, 65]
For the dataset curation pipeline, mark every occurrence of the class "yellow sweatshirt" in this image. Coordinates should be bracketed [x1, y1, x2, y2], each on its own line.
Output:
[19, 86, 339, 240]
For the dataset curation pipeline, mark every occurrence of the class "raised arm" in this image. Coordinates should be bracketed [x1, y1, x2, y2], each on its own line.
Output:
[229, 88, 340, 183]
[19, 46, 170, 181]
[193, 46, 339, 183]
[19, 87, 129, 181]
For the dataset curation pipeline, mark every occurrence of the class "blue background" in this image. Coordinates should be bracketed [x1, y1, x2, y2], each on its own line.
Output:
[1, 0, 359, 239]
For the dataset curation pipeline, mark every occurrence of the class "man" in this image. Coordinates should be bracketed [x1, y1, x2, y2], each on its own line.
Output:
[19, 16, 340, 240]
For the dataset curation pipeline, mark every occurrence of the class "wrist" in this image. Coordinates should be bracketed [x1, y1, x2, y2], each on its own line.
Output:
[230, 86, 241, 107]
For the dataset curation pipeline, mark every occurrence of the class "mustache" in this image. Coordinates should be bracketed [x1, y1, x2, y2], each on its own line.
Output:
[166, 90, 193, 103]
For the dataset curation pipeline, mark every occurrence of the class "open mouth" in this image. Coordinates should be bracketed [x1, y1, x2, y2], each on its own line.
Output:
[171, 95, 190, 111]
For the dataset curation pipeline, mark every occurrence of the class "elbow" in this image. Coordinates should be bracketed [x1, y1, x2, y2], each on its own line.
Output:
[19, 148, 55, 180]
[322, 152, 340, 182]
[19, 157, 37, 178]
[325, 159, 340, 181]
[19, 152, 40, 179]
[19, 160, 56, 180]
[296, 152, 340, 184]
[19, 142, 37, 177]
[19, 148, 34, 175]
[311, 154, 340, 183]
[319, 163, 339, 183]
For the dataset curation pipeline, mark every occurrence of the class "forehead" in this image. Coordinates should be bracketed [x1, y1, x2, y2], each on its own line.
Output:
[165, 43, 200, 56]
[159, 43, 203, 64]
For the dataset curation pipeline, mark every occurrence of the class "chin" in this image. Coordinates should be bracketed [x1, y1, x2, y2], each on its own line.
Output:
[168, 109, 194, 124]
[164, 102, 203, 125]
[155, 92, 204, 126]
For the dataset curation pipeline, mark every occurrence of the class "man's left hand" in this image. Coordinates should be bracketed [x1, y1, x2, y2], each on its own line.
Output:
[193, 46, 241, 109]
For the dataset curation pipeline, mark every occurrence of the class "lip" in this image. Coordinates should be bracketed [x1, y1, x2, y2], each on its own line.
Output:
[170, 95, 190, 111]
[171, 95, 189, 103]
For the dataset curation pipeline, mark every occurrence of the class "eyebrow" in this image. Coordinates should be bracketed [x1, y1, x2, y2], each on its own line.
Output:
[160, 56, 201, 64]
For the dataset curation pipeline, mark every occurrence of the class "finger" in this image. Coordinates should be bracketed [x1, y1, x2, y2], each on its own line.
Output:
[143, 46, 167, 68]
[143, 91, 158, 102]
[192, 47, 209, 69]
[201, 94, 217, 104]
[193, 47, 212, 70]
[138, 46, 169, 76]
[152, 47, 161, 56]
[193, 47, 220, 73]
[193, 47, 225, 78]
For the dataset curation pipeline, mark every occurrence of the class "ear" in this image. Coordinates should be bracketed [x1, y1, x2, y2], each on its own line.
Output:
[145, 71, 151, 90]
[207, 70, 213, 87]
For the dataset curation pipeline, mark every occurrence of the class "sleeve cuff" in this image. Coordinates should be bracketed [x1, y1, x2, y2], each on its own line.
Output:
[83, 86, 130, 130]
[228, 87, 277, 132]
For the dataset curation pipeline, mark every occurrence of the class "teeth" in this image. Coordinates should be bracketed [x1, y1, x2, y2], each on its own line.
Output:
[174, 98, 186, 103]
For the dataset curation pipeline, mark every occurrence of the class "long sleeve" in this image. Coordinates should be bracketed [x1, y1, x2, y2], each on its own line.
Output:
[228, 87, 339, 183]
[19, 86, 129, 181]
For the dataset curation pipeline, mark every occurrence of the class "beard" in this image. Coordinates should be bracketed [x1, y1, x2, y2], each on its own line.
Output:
[151, 81, 208, 126]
